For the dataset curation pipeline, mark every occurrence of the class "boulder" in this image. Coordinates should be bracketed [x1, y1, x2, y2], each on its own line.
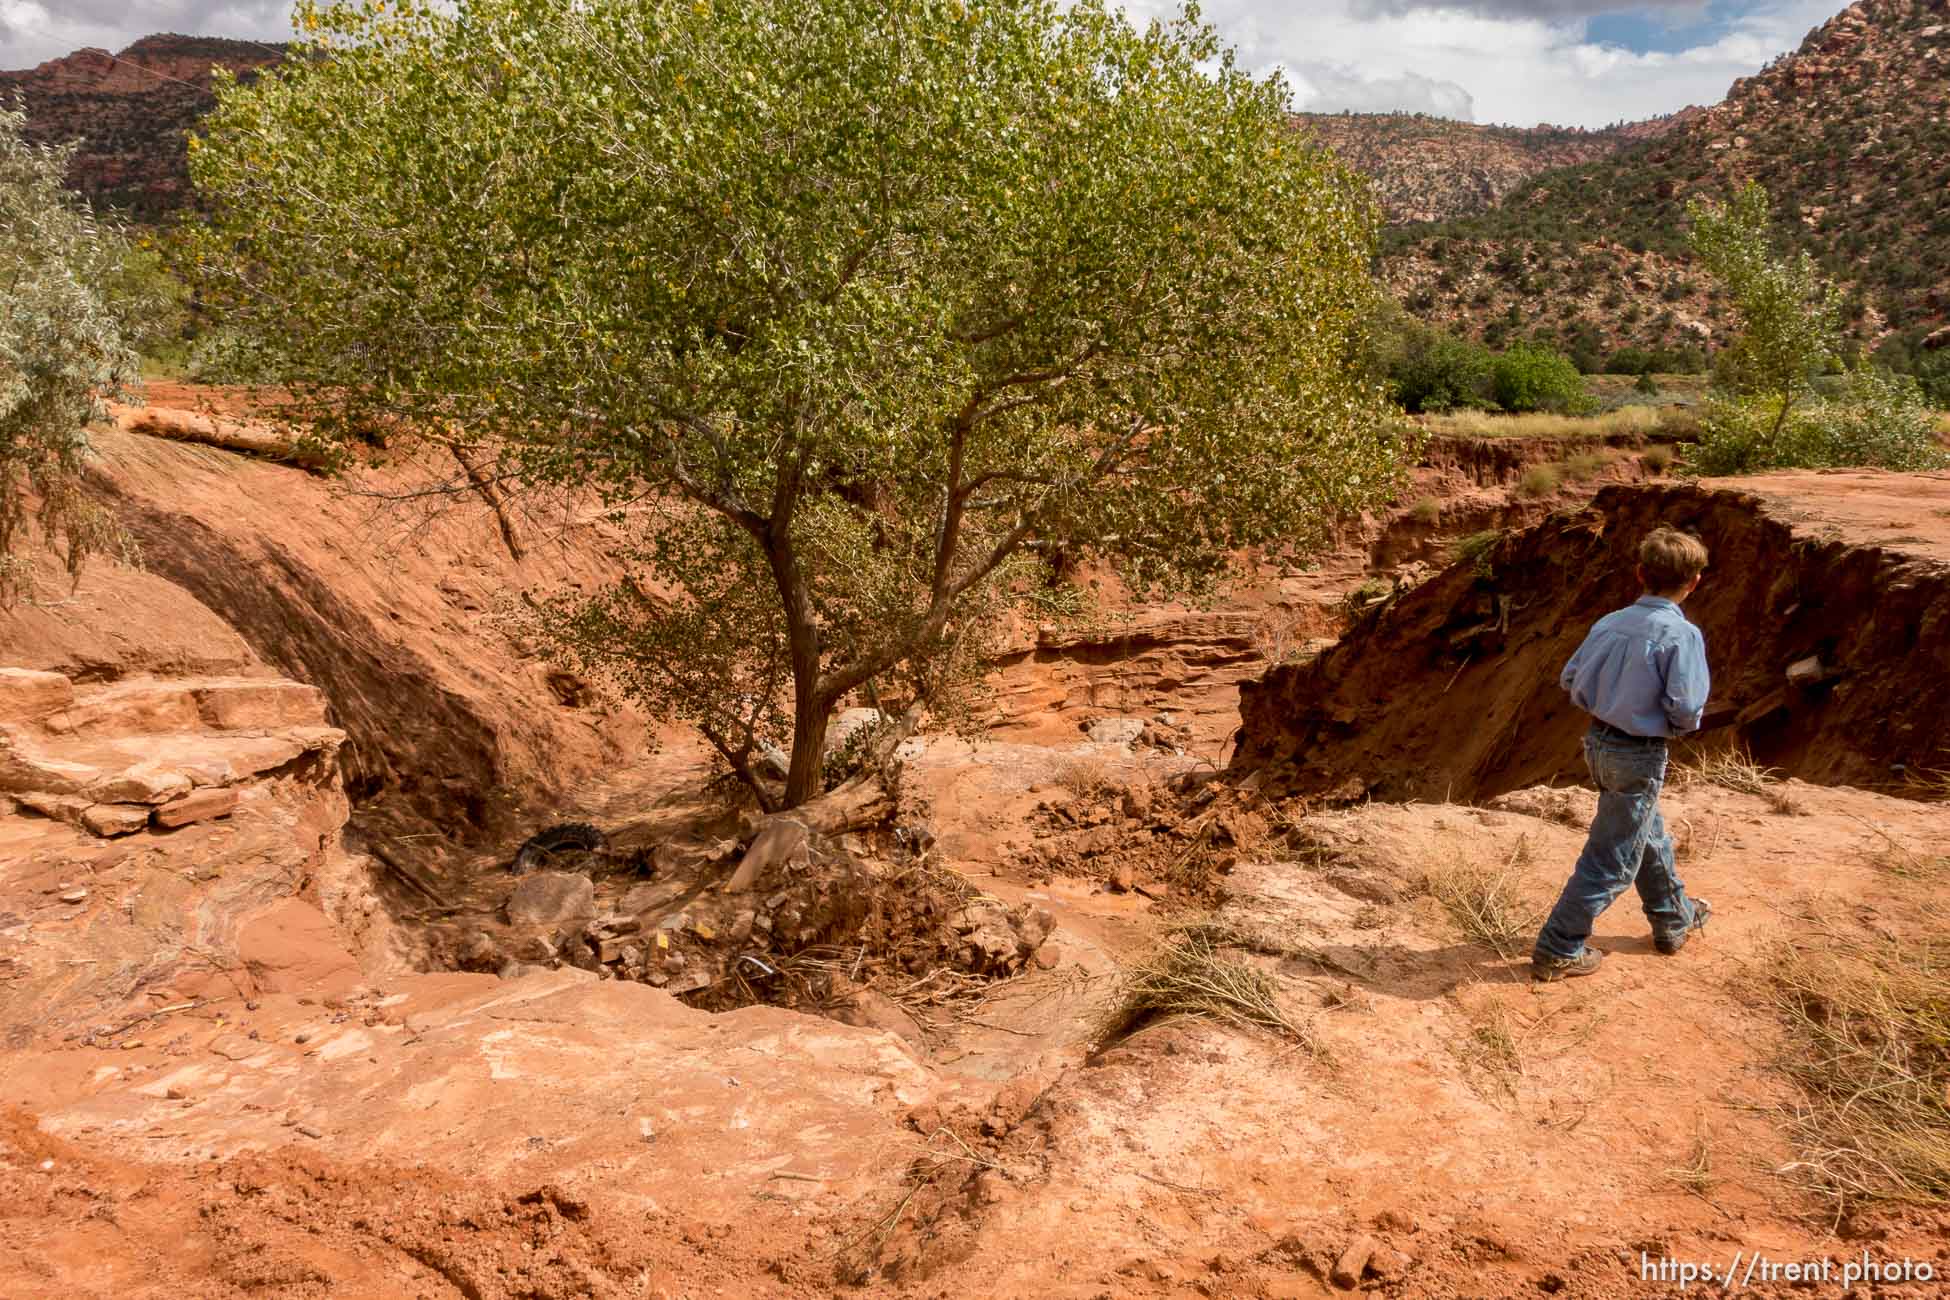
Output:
[826, 707, 885, 755]
[1084, 716, 1146, 746]
[1332, 1234, 1379, 1290]
[42, 681, 198, 737]
[0, 668, 73, 724]
[152, 786, 242, 829]
[81, 803, 152, 838]
[506, 871, 597, 927]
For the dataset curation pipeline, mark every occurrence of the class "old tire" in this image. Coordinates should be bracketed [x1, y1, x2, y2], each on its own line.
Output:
[511, 821, 607, 874]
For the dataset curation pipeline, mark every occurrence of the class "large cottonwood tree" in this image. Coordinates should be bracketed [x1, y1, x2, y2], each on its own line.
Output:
[190, 0, 1407, 807]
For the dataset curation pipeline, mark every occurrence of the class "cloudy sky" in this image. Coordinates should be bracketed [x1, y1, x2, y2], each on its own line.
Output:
[2, 0, 1847, 128]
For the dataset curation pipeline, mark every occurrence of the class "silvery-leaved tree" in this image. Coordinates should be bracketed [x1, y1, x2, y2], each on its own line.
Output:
[1687, 182, 1842, 445]
[189, 0, 1408, 809]
[1687, 181, 1942, 475]
[0, 104, 140, 607]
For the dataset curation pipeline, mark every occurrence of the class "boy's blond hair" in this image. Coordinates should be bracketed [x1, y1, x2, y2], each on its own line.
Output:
[1639, 526, 1708, 592]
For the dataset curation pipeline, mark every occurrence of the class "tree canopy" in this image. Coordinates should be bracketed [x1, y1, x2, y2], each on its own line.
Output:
[0, 104, 140, 607]
[190, 0, 1409, 806]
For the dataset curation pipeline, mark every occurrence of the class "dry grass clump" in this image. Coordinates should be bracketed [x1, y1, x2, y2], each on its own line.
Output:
[1408, 496, 1442, 525]
[1642, 443, 1677, 473]
[1855, 819, 1949, 879]
[1051, 751, 1119, 801]
[1515, 464, 1561, 498]
[1095, 926, 1310, 1049]
[1454, 998, 1525, 1098]
[1766, 915, 1950, 1206]
[1426, 836, 1542, 960]
[1664, 1123, 1719, 1200]
[1562, 450, 1607, 482]
[1426, 406, 1667, 439]
[1455, 528, 1502, 578]
[1678, 743, 1801, 812]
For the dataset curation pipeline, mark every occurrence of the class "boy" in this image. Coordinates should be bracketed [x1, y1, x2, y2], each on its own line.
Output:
[1532, 525, 1713, 982]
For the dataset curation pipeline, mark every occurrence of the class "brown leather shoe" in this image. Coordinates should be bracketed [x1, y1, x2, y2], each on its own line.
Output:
[1531, 948, 1604, 982]
[1656, 898, 1712, 955]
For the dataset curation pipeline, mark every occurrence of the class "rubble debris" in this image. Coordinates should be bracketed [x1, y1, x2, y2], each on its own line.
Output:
[1331, 1234, 1379, 1289]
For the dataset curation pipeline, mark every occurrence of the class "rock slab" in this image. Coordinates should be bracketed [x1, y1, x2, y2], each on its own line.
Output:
[506, 871, 597, 927]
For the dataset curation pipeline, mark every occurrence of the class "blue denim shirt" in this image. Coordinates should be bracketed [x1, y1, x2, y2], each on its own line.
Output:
[1559, 596, 1710, 738]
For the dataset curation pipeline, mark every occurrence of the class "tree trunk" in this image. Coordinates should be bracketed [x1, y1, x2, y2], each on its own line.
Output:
[784, 691, 830, 808]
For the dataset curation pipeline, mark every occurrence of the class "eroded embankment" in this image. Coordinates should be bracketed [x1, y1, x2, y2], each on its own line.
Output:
[42, 424, 646, 846]
[1233, 475, 1950, 801]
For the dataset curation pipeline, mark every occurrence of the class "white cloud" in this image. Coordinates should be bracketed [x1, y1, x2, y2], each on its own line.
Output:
[1119, 0, 1845, 127]
[3, 0, 1847, 129]
[1, 0, 289, 70]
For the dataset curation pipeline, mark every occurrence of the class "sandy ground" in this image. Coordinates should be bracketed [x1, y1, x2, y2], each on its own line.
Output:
[4, 395, 1948, 1295]
[6, 760, 1948, 1297]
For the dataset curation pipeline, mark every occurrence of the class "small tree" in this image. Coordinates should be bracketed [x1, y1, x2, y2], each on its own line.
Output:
[190, 0, 1407, 809]
[0, 104, 141, 606]
[1489, 343, 1584, 414]
[1687, 182, 1842, 448]
[1689, 182, 1944, 475]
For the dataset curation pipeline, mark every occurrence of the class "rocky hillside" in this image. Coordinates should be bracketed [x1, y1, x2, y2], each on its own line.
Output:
[0, 34, 280, 218]
[1296, 111, 1695, 225]
[1386, 0, 1950, 360]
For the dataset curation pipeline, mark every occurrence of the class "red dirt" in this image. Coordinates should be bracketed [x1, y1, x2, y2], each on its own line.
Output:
[1235, 473, 1950, 802]
[8, 393, 1950, 1297]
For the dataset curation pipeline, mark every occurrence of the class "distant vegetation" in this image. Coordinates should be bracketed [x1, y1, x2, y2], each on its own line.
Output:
[1368, 307, 1599, 416]
[1375, 2, 1949, 368]
[1687, 182, 1945, 474]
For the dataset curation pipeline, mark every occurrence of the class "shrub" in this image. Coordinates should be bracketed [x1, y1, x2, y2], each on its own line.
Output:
[1635, 371, 1661, 396]
[1409, 497, 1441, 524]
[1, 106, 143, 606]
[1389, 327, 1494, 414]
[1917, 351, 1950, 411]
[1516, 464, 1561, 498]
[1693, 368, 1949, 475]
[1642, 444, 1676, 473]
[1491, 344, 1586, 414]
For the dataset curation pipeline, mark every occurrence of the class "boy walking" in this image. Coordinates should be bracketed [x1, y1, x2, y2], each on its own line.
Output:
[1532, 526, 1714, 981]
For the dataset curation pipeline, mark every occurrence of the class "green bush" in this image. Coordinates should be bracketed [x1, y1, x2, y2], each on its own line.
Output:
[1692, 368, 1949, 475]
[1635, 371, 1661, 396]
[1387, 326, 1494, 414]
[1491, 344, 1586, 414]
[1916, 351, 1950, 411]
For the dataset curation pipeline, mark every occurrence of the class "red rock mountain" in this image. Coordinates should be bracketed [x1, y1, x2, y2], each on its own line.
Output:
[1385, 0, 1950, 358]
[1, 34, 282, 218]
[1295, 111, 1699, 225]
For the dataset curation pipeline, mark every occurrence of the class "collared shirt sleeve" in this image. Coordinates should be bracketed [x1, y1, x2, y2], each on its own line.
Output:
[1661, 626, 1710, 734]
[1559, 637, 1587, 699]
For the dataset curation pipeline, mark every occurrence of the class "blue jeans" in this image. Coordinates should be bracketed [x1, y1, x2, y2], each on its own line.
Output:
[1534, 726, 1697, 960]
